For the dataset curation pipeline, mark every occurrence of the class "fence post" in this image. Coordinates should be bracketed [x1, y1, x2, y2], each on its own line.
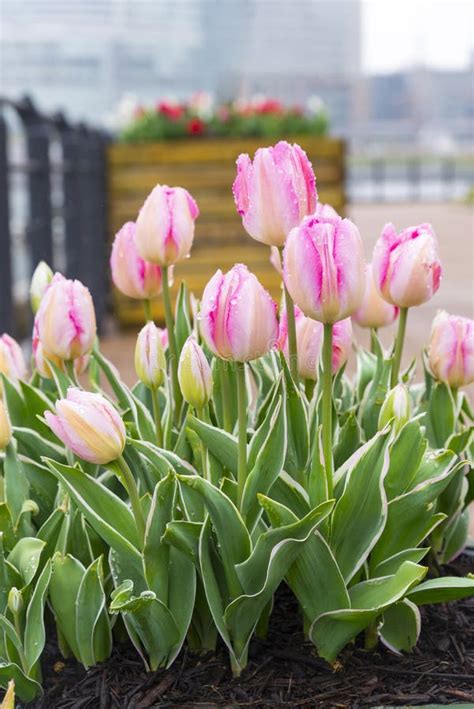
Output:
[0, 113, 13, 333]
[55, 113, 82, 279]
[17, 97, 54, 271]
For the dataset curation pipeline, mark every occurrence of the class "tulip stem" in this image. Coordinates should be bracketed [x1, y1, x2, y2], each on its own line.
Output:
[219, 359, 233, 433]
[321, 323, 334, 498]
[391, 307, 408, 388]
[151, 387, 163, 448]
[162, 266, 182, 423]
[143, 299, 153, 323]
[279, 247, 299, 385]
[236, 361, 247, 509]
[197, 408, 210, 482]
[116, 455, 146, 548]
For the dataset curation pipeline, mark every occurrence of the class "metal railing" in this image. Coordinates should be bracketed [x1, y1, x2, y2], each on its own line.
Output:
[0, 96, 109, 337]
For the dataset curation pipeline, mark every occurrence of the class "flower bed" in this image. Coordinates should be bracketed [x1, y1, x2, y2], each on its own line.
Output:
[0, 140, 473, 705]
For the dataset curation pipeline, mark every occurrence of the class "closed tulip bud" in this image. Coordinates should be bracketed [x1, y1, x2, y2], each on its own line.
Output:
[110, 221, 172, 299]
[134, 322, 166, 389]
[32, 319, 88, 379]
[135, 184, 199, 266]
[313, 201, 340, 219]
[178, 336, 213, 409]
[372, 223, 442, 308]
[283, 214, 366, 324]
[7, 587, 23, 615]
[278, 306, 352, 380]
[36, 277, 96, 360]
[0, 399, 12, 450]
[378, 384, 411, 433]
[30, 261, 53, 313]
[45, 388, 126, 464]
[233, 141, 317, 247]
[0, 334, 27, 382]
[428, 310, 474, 388]
[353, 264, 399, 329]
[200, 264, 278, 362]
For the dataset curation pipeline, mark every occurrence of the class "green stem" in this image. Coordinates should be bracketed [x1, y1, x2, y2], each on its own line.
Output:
[151, 387, 163, 448]
[279, 247, 299, 385]
[197, 408, 210, 481]
[364, 621, 379, 650]
[162, 266, 182, 422]
[219, 359, 233, 433]
[370, 327, 378, 353]
[321, 323, 334, 498]
[391, 307, 408, 388]
[236, 361, 247, 509]
[116, 455, 146, 548]
[143, 299, 153, 323]
[305, 378, 316, 402]
[64, 359, 78, 386]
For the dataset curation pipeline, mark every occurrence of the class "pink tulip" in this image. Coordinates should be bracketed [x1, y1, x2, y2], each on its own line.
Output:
[372, 223, 442, 308]
[233, 141, 317, 247]
[200, 264, 278, 362]
[313, 202, 339, 219]
[45, 388, 126, 464]
[353, 264, 399, 329]
[135, 185, 199, 266]
[36, 277, 96, 361]
[278, 306, 352, 380]
[283, 213, 366, 323]
[428, 311, 474, 388]
[0, 334, 27, 382]
[32, 319, 88, 379]
[110, 221, 171, 300]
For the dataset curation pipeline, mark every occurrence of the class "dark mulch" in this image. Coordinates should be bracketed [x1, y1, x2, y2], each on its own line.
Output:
[27, 554, 474, 708]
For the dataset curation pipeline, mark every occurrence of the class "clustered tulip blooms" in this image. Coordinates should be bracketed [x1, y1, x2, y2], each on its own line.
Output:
[1, 139, 474, 702]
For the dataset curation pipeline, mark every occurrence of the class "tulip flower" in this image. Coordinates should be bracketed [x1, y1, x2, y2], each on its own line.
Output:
[36, 277, 96, 361]
[283, 214, 365, 324]
[30, 261, 53, 314]
[0, 399, 12, 450]
[0, 334, 27, 382]
[45, 388, 145, 545]
[200, 264, 278, 363]
[134, 322, 166, 390]
[178, 336, 213, 410]
[135, 184, 199, 267]
[428, 311, 474, 389]
[32, 319, 88, 379]
[278, 307, 352, 380]
[232, 140, 317, 248]
[372, 223, 442, 388]
[110, 221, 171, 301]
[378, 384, 411, 434]
[353, 264, 399, 330]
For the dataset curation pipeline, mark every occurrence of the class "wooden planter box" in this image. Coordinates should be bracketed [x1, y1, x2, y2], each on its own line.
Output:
[107, 136, 346, 325]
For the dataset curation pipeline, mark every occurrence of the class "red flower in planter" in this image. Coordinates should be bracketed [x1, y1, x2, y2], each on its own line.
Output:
[186, 118, 205, 135]
[157, 101, 184, 121]
[257, 99, 283, 114]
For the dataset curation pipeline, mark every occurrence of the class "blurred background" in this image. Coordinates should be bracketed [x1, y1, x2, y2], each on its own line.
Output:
[0, 0, 472, 376]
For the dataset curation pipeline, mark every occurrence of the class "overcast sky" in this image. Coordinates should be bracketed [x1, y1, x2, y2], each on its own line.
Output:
[363, 0, 474, 73]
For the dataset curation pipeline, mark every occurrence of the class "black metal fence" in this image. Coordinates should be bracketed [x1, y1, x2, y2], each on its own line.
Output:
[0, 96, 109, 337]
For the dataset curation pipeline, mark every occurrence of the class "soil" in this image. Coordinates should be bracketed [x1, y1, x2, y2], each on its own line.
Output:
[26, 554, 474, 708]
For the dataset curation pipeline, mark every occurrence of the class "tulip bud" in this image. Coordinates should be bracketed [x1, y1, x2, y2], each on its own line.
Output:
[110, 221, 172, 300]
[32, 319, 88, 379]
[7, 587, 23, 615]
[372, 223, 442, 308]
[0, 334, 27, 382]
[36, 277, 96, 361]
[178, 336, 213, 410]
[283, 214, 366, 324]
[233, 141, 317, 247]
[30, 261, 53, 313]
[278, 307, 352, 380]
[0, 399, 12, 450]
[135, 185, 199, 266]
[134, 322, 166, 389]
[353, 264, 399, 329]
[200, 264, 279, 362]
[45, 388, 126, 464]
[428, 310, 474, 389]
[378, 384, 411, 433]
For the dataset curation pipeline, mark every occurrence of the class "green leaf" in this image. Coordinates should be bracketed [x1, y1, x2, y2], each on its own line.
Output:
[310, 561, 427, 662]
[23, 560, 52, 672]
[128, 438, 196, 477]
[380, 599, 420, 653]
[270, 472, 310, 518]
[281, 355, 309, 482]
[162, 521, 202, 565]
[373, 548, 429, 577]
[355, 347, 377, 401]
[13, 427, 66, 464]
[360, 350, 392, 439]
[19, 457, 57, 525]
[49, 553, 85, 659]
[334, 413, 361, 471]
[75, 557, 112, 667]
[186, 416, 238, 476]
[330, 430, 391, 582]
[166, 547, 196, 665]
[407, 576, 474, 605]
[384, 421, 427, 500]
[8, 538, 45, 588]
[174, 281, 192, 355]
[19, 380, 56, 442]
[429, 382, 456, 447]
[143, 475, 175, 600]
[4, 443, 29, 529]
[44, 459, 141, 557]
[0, 663, 42, 702]
[0, 376, 26, 426]
[441, 509, 469, 563]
